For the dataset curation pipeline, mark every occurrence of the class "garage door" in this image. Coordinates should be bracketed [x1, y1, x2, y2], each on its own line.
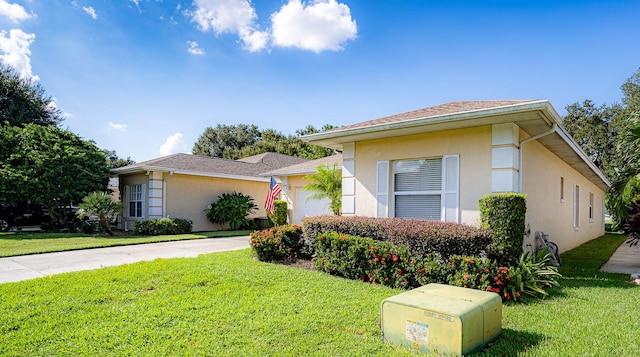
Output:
[295, 187, 332, 224]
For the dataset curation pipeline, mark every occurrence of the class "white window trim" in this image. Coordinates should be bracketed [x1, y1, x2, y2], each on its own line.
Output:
[573, 184, 580, 230]
[376, 161, 389, 218]
[588, 192, 594, 222]
[385, 155, 459, 223]
[125, 184, 146, 219]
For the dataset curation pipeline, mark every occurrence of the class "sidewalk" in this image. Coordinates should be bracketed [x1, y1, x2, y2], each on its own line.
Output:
[600, 239, 640, 279]
[0, 236, 250, 284]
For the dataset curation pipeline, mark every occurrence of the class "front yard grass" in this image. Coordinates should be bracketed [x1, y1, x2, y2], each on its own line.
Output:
[0, 234, 638, 356]
[0, 230, 252, 257]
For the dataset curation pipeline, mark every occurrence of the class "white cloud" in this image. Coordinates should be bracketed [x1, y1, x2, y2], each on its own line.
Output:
[0, 29, 38, 81]
[130, 0, 141, 12]
[0, 0, 33, 23]
[109, 122, 128, 132]
[83, 6, 98, 19]
[159, 132, 189, 156]
[190, 0, 268, 52]
[271, 0, 357, 53]
[187, 40, 205, 55]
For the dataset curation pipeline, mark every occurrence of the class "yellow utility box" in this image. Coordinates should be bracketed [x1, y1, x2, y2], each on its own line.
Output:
[380, 283, 502, 355]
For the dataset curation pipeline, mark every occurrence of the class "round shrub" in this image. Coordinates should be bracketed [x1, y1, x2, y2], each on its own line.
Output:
[250, 224, 304, 262]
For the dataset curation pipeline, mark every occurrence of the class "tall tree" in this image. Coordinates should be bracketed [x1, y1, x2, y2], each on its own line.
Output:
[563, 100, 623, 181]
[304, 163, 342, 215]
[103, 149, 135, 169]
[0, 64, 64, 127]
[192, 124, 335, 160]
[0, 124, 110, 223]
[192, 124, 261, 157]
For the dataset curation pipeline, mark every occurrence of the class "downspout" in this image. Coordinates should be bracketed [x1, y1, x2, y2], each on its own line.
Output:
[163, 171, 174, 217]
[518, 124, 558, 193]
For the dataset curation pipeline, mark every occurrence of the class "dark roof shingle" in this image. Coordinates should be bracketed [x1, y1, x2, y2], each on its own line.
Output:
[327, 100, 535, 132]
[113, 153, 309, 178]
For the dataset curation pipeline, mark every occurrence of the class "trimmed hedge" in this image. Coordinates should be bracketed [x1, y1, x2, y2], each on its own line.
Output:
[250, 224, 305, 262]
[301, 216, 493, 260]
[313, 232, 415, 289]
[479, 193, 527, 264]
[134, 217, 193, 235]
[267, 200, 288, 226]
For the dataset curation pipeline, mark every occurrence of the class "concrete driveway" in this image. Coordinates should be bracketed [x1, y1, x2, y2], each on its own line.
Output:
[0, 236, 250, 284]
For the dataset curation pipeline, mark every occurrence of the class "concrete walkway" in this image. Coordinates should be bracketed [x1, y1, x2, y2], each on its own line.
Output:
[600, 239, 640, 279]
[0, 236, 250, 284]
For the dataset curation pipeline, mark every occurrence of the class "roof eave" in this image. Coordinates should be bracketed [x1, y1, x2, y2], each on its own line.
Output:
[112, 166, 270, 182]
[302, 100, 551, 149]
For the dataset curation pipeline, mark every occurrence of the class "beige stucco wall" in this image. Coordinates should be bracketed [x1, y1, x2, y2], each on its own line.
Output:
[165, 174, 270, 231]
[119, 172, 270, 232]
[353, 126, 493, 225]
[349, 124, 606, 254]
[521, 138, 605, 253]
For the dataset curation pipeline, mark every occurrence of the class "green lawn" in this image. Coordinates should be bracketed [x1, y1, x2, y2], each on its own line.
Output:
[0, 230, 252, 257]
[0, 234, 638, 356]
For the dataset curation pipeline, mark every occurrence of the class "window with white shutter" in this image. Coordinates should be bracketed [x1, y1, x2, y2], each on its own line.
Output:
[376, 161, 389, 218]
[386, 156, 459, 223]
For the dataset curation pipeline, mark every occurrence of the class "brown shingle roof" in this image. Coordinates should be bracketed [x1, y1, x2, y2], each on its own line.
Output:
[328, 100, 535, 132]
[265, 154, 342, 176]
[113, 153, 309, 178]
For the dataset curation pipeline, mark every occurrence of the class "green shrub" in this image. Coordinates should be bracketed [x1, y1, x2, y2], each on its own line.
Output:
[267, 200, 288, 226]
[312, 232, 415, 289]
[134, 217, 193, 235]
[301, 216, 492, 260]
[414, 253, 453, 286]
[445, 251, 560, 302]
[204, 192, 257, 230]
[479, 193, 527, 265]
[250, 224, 304, 262]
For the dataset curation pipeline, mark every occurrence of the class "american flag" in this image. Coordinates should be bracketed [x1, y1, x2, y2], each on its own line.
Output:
[264, 176, 282, 214]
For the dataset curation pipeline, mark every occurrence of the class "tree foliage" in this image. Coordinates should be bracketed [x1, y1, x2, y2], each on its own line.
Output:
[563, 68, 640, 227]
[304, 163, 342, 216]
[103, 149, 135, 169]
[0, 124, 110, 222]
[192, 124, 261, 157]
[0, 64, 64, 127]
[563, 100, 623, 180]
[192, 124, 335, 160]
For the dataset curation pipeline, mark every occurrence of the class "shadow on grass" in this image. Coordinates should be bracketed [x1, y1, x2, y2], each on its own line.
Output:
[476, 328, 547, 356]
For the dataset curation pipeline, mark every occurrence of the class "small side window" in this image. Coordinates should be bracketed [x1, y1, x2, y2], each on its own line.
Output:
[560, 177, 565, 203]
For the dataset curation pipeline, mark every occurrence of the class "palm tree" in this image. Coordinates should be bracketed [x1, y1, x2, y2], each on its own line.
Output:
[304, 163, 342, 215]
[76, 191, 123, 235]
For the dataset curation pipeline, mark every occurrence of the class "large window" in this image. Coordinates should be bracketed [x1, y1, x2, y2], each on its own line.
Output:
[393, 158, 443, 220]
[129, 184, 144, 218]
[376, 155, 459, 222]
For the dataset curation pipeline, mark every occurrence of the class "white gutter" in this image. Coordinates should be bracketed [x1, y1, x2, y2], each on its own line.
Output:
[518, 124, 558, 193]
[163, 171, 174, 217]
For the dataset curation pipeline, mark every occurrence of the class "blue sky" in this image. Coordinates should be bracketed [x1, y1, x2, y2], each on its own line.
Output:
[1, 0, 639, 162]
